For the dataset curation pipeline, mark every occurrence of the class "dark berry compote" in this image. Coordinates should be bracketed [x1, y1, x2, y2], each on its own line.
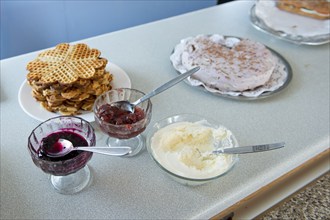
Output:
[35, 130, 92, 176]
[95, 104, 146, 139]
[39, 130, 88, 161]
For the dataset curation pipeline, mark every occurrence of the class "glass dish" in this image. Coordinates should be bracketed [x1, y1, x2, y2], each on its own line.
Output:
[28, 116, 96, 194]
[93, 88, 152, 157]
[146, 114, 239, 186]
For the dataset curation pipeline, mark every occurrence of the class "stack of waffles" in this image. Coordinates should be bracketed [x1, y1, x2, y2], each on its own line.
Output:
[26, 43, 113, 115]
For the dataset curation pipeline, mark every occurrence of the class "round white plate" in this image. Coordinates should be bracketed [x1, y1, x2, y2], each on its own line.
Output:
[18, 62, 131, 122]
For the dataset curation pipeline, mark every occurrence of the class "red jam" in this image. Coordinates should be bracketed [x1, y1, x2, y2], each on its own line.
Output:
[96, 104, 145, 125]
[96, 104, 147, 139]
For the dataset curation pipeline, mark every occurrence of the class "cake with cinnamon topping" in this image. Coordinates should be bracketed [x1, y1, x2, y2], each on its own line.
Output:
[179, 35, 277, 92]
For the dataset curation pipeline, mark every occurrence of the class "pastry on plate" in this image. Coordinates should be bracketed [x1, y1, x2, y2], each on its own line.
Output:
[277, 0, 330, 20]
[174, 35, 277, 92]
[26, 43, 113, 115]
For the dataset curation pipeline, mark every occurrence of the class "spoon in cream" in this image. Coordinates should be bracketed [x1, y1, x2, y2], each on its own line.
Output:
[212, 142, 285, 154]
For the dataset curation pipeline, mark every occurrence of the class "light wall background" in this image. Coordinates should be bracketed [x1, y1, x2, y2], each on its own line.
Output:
[0, 0, 217, 59]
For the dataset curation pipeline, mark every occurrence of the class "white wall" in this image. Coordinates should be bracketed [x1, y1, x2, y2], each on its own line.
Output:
[0, 0, 216, 59]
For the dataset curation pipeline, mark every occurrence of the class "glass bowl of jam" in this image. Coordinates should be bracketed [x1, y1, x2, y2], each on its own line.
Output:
[28, 116, 96, 194]
[93, 88, 152, 157]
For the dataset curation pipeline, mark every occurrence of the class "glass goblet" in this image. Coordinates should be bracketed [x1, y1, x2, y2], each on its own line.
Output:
[28, 116, 96, 194]
[93, 88, 152, 157]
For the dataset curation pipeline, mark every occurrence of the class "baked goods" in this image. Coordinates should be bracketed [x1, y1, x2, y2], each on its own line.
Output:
[253, 0, 330, 44]
[26, 43, 113, 115]
[277, 0, 330, 20]
[176, 35, 277, 92]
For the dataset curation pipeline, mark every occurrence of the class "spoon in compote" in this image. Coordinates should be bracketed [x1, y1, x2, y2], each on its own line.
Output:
[46, 138, 132, 157]
[111, 66, 200, 113]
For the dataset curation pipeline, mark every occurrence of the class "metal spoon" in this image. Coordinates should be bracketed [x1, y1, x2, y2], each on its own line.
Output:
[111, 66, 200, 113]
[212, 142, 285, 154]
[46, 138, 132, 157]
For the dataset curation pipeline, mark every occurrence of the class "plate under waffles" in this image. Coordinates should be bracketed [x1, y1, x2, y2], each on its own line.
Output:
[19, 62, 131, 122]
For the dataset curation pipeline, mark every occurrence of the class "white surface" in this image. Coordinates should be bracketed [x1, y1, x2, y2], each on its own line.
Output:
[1, 1, 329, 219]
[18, 63, 131, 122]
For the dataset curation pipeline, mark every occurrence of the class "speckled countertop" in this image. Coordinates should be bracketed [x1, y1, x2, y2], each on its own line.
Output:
[1, 1, 329, 219]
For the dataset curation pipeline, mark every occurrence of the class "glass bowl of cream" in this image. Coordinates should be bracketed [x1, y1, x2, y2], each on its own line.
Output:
[146, 114, 239, 186]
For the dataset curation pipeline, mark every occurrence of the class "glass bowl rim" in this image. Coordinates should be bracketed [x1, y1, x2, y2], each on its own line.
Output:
[93, 87, 152, 127]
[28, 115, 95, 159]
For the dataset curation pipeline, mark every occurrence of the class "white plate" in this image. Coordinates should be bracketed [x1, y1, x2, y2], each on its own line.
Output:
[250, 1, 330, 45]
[18, 62, 131, 122]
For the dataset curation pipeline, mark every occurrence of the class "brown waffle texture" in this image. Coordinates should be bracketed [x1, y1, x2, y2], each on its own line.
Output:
[26, 43, 113, 115]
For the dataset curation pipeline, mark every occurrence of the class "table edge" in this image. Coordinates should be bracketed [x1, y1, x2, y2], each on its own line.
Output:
[211, 147, 330, 219]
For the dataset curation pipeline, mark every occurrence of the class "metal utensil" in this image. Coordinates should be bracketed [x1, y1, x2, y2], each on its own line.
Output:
[111, 66, 200, 113]
[213, 142, 285, 154]
[47, 138, 132, 157]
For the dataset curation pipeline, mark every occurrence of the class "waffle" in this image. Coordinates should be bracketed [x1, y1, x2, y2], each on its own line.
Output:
[26, 43, 113, 115]
[277, 0, 330, 20]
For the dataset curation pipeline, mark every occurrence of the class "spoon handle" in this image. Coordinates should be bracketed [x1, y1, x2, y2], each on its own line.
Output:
[75, 146, 132, 156]
[213, 142, 285, 154]
[132, 66, 200, 106]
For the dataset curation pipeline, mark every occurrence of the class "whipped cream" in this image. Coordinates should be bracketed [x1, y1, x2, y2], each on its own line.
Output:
[150, 121, 236, 179]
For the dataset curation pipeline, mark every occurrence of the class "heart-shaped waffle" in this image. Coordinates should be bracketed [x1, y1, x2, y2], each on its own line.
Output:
[27, 43, 105, 85]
